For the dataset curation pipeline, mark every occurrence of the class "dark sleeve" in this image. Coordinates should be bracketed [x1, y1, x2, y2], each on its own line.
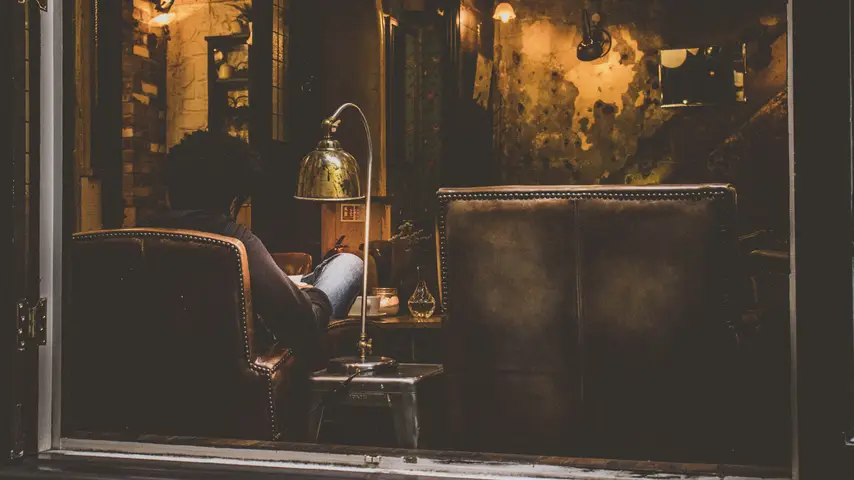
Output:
[239, 232, 333, 348]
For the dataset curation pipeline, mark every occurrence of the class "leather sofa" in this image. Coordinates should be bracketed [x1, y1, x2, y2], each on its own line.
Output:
[65, 228, 309, 441]
[436, 184, 745, 462]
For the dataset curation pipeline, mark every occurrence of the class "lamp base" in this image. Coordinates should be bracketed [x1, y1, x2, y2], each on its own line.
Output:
[327, 356, 398, 376]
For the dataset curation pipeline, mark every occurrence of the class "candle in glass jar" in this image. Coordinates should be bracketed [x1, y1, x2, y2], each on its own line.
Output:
[372, 287, 400, 316]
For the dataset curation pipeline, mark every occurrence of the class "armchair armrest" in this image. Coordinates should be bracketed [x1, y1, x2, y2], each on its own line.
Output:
[252, 345, 309, 442]
[253, 345, 293, 372]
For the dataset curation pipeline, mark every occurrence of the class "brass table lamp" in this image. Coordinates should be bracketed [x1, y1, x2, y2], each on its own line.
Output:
[295, 103, 398, 375]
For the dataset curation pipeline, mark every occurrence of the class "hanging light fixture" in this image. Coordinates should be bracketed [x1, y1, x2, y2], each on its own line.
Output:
[492, 2, 516, 23]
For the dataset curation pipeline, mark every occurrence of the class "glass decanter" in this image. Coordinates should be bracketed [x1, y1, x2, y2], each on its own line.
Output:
[407, 266, 435, 319]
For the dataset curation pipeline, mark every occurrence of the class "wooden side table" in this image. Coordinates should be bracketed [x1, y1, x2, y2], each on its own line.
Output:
[374, 315, 442, 363]
[309, 364, 444, 449]
[328, 314, 443, 329]
[327, 315, 443, 363]
[371, 314, 443, 328]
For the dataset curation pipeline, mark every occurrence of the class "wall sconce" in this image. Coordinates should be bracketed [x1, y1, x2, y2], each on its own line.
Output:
[493, 2, 516, 23]
[150, 0, 175, 27]
[576, 9, 611, 62]
[154, 0, 174, 13]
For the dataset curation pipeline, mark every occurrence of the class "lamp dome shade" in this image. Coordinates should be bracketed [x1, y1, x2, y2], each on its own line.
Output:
[295, 139, 364, 201]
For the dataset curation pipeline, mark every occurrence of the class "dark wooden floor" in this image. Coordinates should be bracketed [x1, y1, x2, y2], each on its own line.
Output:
[0, 455, 435, 480]
[0, 453, 792, 480]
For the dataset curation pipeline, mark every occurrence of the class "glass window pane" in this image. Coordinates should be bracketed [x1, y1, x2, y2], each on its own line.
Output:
[59, 0, 800, 476]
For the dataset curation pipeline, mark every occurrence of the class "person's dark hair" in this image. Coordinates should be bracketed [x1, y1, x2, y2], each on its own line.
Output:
[164, 130, 260, 214]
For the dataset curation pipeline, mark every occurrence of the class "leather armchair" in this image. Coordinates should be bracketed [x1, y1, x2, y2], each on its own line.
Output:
[437, 185, 742, 462]
[65, 228, 309, 441]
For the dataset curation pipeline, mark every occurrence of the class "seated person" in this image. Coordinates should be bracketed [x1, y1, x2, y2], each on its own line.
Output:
[143, 130, 363, 352]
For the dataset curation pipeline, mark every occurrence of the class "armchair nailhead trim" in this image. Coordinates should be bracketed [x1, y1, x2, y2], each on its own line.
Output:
[73, 230, 289, 440]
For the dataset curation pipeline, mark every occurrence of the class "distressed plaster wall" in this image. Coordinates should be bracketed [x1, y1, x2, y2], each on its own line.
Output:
[165, 0, 247, 147]
[497, 0, 788, 233]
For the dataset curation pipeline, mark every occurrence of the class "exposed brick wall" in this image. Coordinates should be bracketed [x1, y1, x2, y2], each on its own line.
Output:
[121, 0, 168, 226]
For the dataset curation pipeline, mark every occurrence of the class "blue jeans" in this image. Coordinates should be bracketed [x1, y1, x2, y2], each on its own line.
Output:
[290, 253, 364, 319]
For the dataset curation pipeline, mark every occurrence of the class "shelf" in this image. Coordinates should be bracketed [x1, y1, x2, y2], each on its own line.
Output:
[205, 33, 250, 44]
[214, 75, 250, 86]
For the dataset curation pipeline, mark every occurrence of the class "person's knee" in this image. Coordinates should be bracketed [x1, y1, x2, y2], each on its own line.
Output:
[332, 252, 364, 274]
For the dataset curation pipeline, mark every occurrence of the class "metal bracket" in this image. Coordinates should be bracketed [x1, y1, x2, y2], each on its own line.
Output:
[16, 0, 48, 12]
[16, 298, 47, 351]
[8, 403, 24, 461]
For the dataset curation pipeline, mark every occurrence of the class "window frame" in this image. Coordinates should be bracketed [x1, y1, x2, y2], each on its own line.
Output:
[28, 0, 854, 478]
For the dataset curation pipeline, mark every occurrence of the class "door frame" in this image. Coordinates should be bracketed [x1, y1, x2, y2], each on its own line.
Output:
[2, 0, 46, 464]
[37, 0, 66, 454]
[789, 0, 854, 476]
[0, 0, 19, 465]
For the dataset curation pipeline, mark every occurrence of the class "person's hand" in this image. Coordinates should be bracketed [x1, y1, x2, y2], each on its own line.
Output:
[295, 281, 311, 289]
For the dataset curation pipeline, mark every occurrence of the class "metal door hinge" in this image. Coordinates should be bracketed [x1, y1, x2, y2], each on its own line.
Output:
[16, 298, 47, 351]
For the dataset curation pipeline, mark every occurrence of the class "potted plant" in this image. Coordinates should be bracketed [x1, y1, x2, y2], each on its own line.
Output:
[232, 2, 252, 35]
[389, 221, 435, 310]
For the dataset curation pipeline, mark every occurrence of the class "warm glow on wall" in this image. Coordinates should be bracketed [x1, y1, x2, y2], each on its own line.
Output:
[150, 12, 174, 27]
[493, 2, 516, 23]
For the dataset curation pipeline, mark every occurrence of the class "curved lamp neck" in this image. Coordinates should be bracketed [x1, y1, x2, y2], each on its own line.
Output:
[325, 103, 374, 362]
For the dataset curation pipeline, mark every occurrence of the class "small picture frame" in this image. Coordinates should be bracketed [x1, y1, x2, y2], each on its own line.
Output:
[341, 204, 364, 222]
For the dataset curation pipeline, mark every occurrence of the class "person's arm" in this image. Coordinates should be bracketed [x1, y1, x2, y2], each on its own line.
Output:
[240, 233, 332, 348]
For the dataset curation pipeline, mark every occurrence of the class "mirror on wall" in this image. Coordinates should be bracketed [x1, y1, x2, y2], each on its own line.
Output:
[659, 44, 747, 107]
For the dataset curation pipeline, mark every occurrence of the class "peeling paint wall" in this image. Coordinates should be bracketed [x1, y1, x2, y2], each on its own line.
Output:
[496, 0, 788, 232]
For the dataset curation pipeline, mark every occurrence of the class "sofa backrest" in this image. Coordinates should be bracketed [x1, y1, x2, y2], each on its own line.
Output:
[437, 184, 740, 461]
